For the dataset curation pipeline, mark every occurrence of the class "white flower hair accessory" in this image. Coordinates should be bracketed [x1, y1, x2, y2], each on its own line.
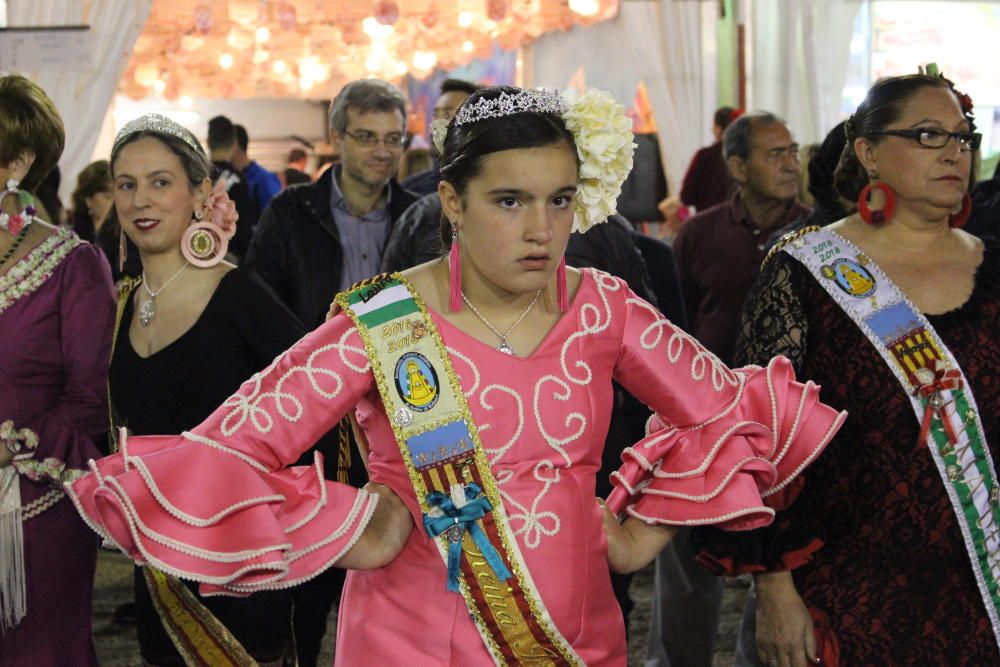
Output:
[562, 88, 636, 233]
[431, 118, 449, 154]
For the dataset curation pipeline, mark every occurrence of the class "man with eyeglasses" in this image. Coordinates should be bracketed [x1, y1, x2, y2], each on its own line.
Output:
[243, 78, 417, 667]
[246, 78, 418, 329]
[646, 111, 809, 667]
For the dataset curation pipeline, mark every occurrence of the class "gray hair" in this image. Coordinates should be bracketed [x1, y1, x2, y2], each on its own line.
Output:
[722, 111, 786, 161]
[328, 79, 407, 134]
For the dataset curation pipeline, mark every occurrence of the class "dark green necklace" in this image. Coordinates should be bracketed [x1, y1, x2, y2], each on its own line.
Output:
[0, 227, 30, 269]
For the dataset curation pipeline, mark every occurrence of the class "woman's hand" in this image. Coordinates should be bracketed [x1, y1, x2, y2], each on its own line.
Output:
[338, 483, 414, 570]
[755, 571, 820, 667]
[599, 499, 677, 574]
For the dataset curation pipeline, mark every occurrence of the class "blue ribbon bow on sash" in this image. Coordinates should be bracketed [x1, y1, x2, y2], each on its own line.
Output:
[423, 483, 512, 593]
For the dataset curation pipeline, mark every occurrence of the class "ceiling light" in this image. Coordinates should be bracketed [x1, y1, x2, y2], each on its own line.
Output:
[256, 27, 270, 43]
[219, 53, 234, 69]
[568, 0, 600, 16]
[462, 40, 474, 53]
[273, 59, 288, 75]
[412, 50, 437, 71]
[458, 11, 474, 28]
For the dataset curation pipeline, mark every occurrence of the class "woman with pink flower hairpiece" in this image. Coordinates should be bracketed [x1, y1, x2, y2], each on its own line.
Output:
[69, 89, 844, 665]
[100, 114, 334, 665]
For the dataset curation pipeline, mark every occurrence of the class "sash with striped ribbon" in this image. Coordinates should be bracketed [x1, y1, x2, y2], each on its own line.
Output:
[781, 227, 1000, 651]
[337, 274, 582, 666]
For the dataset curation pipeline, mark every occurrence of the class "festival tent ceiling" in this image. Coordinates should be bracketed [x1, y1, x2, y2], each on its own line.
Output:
[122, 0, 620, 99]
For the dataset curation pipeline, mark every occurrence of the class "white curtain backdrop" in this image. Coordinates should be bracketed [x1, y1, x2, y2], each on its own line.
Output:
[7, 0, 152, 204]
[527, 0, 717, 195]
[749, 0, 863, 144]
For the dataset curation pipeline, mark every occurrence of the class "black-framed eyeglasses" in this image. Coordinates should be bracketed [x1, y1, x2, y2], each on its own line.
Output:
[868, 127, 981, 152]
[343, 130, 404, 149]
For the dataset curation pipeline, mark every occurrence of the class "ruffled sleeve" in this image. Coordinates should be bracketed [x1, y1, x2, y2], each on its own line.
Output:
[66, 311, 379, 594]
[604, 273, 846, 534]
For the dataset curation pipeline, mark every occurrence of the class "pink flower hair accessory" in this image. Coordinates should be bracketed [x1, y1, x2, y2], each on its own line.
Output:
[201, 180, 238, 241]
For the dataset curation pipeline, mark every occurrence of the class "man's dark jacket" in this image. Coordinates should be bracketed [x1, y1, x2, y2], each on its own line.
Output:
[245, 167, 419, 329]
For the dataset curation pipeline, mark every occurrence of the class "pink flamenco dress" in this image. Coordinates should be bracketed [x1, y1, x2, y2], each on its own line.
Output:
[67, 269, 845, 666]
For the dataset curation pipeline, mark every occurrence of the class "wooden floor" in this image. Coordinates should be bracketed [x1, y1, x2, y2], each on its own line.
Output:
[93, 550, 748, 666]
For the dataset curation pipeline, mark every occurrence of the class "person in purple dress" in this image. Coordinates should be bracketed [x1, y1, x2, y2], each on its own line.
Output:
[0, 75, 115, 665]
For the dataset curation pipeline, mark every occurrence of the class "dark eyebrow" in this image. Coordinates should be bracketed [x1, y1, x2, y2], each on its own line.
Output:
[485, 185, 578, 197]
[907, 119, 943, 128]
[486, 187, 530, 197]
[114, 169, 176, 181]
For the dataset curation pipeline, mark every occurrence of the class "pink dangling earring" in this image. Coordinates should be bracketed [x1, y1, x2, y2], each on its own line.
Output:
[449, 224, 462, 312]
[556, 256, 568, 312]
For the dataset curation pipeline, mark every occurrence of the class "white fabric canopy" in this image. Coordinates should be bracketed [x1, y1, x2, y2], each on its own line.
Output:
[749, 0, 863, 144]
[7, 0, 152, 204]
[527, 0, 717, 196]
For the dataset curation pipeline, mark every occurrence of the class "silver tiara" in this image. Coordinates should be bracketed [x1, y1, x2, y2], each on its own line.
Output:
[112, 113, 204, 156]
[453, 88, 568, 126]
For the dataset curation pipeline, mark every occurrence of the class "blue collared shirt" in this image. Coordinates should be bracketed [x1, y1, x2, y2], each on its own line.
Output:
[329, 167, 392, 291]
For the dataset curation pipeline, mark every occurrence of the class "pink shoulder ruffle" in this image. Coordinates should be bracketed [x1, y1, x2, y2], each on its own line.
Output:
[606, 356, 846, 530]
[65, 430, 377, 595]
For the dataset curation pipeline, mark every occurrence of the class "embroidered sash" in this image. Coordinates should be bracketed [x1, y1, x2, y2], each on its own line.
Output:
[783, 228, 1000, 649]
[110, 280, 259, 667]
[337, 274, 582, 667]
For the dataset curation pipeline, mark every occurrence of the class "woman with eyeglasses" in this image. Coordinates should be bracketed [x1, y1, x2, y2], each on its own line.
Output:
[695, 73, 999, 667]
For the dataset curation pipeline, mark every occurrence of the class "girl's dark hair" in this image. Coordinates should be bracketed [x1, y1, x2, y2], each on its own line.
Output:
[437, 85, 577, 248]
[834, 74, 972, 202]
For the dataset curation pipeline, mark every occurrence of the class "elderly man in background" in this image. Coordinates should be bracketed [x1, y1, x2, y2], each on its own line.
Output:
[647, 110, 809, 667]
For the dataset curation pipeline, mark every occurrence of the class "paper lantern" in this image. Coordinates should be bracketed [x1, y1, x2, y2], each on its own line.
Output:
[277, 3, 297, 30]
[193, 4, 212, 34]
[487, 0, 509, 21]
[374, 1, 400, 26]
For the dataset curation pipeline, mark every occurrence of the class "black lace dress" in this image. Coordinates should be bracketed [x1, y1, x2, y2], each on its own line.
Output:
[695, 236, 1000, 666]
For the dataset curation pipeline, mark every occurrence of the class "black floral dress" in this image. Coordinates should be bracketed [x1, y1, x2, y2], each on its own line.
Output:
[696, 236, 1000, 666]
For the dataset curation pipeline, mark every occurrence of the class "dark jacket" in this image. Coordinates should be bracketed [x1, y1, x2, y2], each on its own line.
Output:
[245, 167, 419, 328]
[213, 161, 258, 262]
[400, 166, 442, 197]
[381, 192, 446, 272]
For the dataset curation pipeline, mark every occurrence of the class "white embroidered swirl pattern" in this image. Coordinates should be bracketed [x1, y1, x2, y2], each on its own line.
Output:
[221, 326, 369, 436]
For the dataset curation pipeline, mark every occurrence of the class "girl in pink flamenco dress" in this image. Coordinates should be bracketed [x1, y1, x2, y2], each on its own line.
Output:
[67, 86, 845, 666]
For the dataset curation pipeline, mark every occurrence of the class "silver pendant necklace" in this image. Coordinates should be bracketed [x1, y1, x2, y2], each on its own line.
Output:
[461, 289, 541, 355]
[139, 263, 190, 327]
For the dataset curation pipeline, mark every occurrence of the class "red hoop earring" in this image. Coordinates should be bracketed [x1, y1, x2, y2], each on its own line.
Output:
[948, 192, 972, 229]
[857, 181, 897, 225]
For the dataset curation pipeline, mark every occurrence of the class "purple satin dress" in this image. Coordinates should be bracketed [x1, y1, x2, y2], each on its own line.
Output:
[0, 229, 114, 666]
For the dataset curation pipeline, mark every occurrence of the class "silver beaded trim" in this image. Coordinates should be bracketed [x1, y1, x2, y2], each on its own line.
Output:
[453, 88, 567, 126]
[113, 113, 204, 156]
